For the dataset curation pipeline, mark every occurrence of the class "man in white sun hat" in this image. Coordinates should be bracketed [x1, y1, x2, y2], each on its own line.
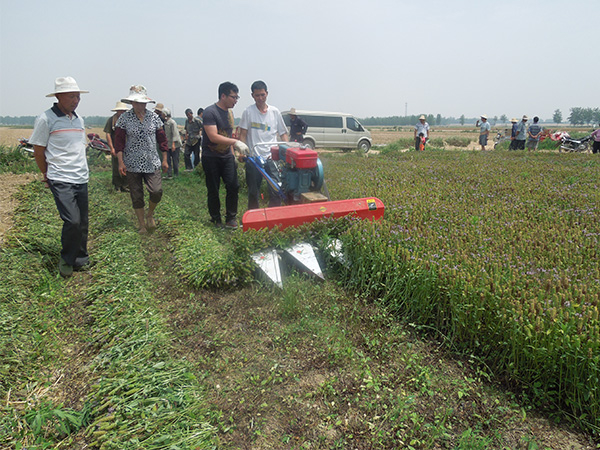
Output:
[29, 76, 90, 278]
[476, 114, 491, 151]
[104, 101, 130, 192]
[414, 115, 430, 151]
[514, 115, 528, 150]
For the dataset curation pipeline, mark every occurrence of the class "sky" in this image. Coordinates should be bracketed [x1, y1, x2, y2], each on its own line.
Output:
[0, 0, 597, 121]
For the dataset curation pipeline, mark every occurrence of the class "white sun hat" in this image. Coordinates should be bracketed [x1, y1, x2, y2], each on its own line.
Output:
[121, 85, 155, 104]
[46, 76, 89, 97]
[111, 101, 130, 112]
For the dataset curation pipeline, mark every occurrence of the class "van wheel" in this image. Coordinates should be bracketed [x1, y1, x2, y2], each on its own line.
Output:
[302, 138, 315, 149]
[358, 140, 371, 153]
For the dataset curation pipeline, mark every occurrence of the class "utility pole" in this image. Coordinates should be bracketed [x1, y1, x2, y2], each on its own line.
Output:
[405, 103, 407, 117]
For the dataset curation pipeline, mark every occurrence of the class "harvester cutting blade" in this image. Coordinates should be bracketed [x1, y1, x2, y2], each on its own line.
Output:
[251, 249, 283, 288]
[283, 242, 324, 280]
[324, 238, 347, 266]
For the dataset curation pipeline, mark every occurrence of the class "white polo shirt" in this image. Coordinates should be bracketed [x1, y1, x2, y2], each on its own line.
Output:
[29, 104, 89, 184]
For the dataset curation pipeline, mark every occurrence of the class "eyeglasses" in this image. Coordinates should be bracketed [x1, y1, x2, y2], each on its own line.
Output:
[228, 94, 240, 100]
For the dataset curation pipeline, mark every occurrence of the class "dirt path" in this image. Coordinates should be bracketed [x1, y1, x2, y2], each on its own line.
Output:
[0, 173, 39, 245]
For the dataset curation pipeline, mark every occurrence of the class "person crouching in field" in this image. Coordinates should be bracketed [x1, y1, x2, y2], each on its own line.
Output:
[29, 77, 90, 278]
[114, 85, 169, 234]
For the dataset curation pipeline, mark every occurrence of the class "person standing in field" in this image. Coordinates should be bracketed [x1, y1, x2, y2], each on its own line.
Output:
[104, 101, 130, 192]
[183, 108, 202, 171]
[114, 85, 169, 234]
[591, 123, 600, 154]
[526, 116, 543, 151]
[289, 108, 308, 143]
[414, 115, 430, 151]
[239, 80, 289, 210]
[508, 117, 518, 150]
[201, 81, 248, 229]
[162, 107, 182, 178]
[29, 76, 90, 278]
[475, 115, 491, 151]
[514, 115, 528, 150]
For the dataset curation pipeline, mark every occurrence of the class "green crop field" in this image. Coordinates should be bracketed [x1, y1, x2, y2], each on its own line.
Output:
[1, 140, 599, 449]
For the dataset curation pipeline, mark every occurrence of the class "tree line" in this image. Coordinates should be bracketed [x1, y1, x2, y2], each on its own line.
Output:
[1, 107, 597, 127]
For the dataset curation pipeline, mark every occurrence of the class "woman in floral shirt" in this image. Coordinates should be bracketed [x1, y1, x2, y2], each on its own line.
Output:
[114, 85, 168, 233]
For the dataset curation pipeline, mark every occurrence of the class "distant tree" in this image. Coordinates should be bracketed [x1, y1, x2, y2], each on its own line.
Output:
[459, 114, 465, 126]
[500, 114, 507, 124]
[492, 116, 498, 126]
[553, 109, 562, 124]
[436, 114, 442, 126]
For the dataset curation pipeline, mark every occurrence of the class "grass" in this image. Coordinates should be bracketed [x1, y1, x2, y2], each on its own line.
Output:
[0, 145, 598, 448]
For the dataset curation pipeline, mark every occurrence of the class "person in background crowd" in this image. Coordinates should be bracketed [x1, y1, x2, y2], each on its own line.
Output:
[591, 123, 600, 154]
[527, 116, 543, 151]
[29, 76, 90, 277]
[201, 81, 248, 229]
[114, 85, 169, 234]
[162, 107, 182, 179]
[514, 115, 528, 150]
[414, 115, 430, 151]
[239, 80, 289, 209]
[508, 117, 518, 150]
[475, 115, 491, 151]
[289, 107, 308, 143]
[184, 108, 202, 171]
[104, 101, 130, 191]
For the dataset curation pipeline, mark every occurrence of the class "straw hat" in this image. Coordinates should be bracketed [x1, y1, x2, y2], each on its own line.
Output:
[522, 115, 528, 120]
[154, 103, 165, 112]
[510, 118, 518, 123]
[162, 107, 171, 117]
[290, 108, 298, 115]
[111, 101, 129, 112]
[480, 114, 488, 120]
[121, 85, 155, 104]
[419, 115, 426, 120]
[46, 76, 89, 97]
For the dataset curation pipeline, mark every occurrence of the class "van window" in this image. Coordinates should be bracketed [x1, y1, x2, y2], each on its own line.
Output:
[346, 117, 364, 132]
[305, 115, 343, 128]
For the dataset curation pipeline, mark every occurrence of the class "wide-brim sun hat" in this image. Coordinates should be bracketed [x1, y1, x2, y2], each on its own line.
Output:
[111, 101, 129, 112]
[154, 103, 165, 112]
[290, 108, 298, 115]
[510, 118, 518, 123]
[522, 115, 529, 120]
[480, 114, 488, 119]
[419, 115, 426, 120]
[121, 85, 155, 104]
[46, 76, 89, 97]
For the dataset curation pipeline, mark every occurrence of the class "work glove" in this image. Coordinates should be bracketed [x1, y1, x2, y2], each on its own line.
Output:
[233, 140, 250, 156]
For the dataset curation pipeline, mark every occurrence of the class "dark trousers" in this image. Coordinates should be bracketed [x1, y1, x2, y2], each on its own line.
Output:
[126, 171, 163, 209]
[201, 155, 239, 223]
[47, 180, 89, 267]
[246, 159, 281, 210]
[167, 147, 180, 176]
[514, 140, 526, 150]
[184, 141, 201, 169]
[593, 141, 600, 154]
[111, 155, 127, 189]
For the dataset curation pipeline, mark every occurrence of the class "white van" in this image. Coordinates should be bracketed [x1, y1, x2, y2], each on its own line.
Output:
[281, 110, 372, 152]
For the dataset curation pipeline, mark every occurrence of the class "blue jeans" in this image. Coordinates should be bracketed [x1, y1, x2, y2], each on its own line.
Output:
[47, 180, 89, 267]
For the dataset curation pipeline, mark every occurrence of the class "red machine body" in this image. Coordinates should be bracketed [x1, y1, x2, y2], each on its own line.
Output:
[242, 197, 384, 231]
[285, 147, 318, 169]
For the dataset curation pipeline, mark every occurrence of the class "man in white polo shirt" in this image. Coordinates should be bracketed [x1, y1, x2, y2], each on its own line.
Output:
[30, 77, 90, 278]
[239, 80, 289, 209]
